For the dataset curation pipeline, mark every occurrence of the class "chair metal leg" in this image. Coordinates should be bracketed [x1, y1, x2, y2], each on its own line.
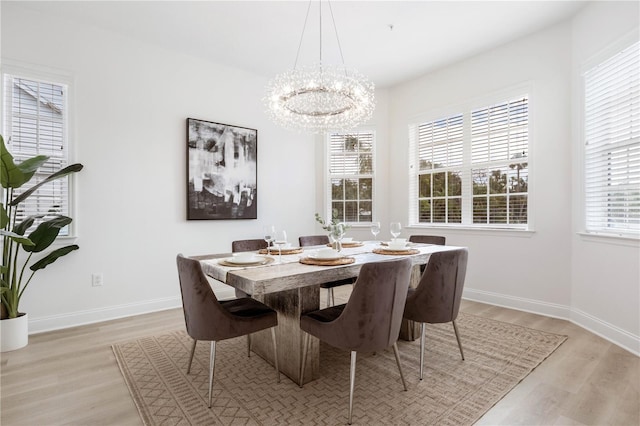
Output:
[348, 351, 357, 425]
[187, 339, 197, 374]
[271, 327, 280, 383]
[208, 341, 216, 408]
[327, 288, 334, 307]
[247, 334, 251, 357]
[420, 322, 426, 380]
[392, 343, 408, 391]
[299, 332, 310, 387]
[452, 320, 465, 360]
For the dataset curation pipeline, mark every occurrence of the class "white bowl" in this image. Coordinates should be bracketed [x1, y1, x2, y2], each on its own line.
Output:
[315, 248, 340, 259]
[233, 253, 259, 263]
[342, 237, 353, 243]
[388, 243, 407, 251]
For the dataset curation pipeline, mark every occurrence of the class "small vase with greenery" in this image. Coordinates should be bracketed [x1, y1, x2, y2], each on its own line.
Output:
[315, 210, 350, 251]
[1, 135, 83, 320]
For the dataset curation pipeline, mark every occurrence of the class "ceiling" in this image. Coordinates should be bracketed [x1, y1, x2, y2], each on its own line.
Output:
[10, 1, 587, 88]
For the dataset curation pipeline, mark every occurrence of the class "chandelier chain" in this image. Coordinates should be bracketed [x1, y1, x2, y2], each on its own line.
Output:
[293, 0, 313, 70]
[327, 0, 347, 70]
[319, 1, 322, 64]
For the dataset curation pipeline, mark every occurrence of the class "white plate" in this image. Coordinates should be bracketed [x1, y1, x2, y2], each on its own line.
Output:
[309, 252, 343, 260]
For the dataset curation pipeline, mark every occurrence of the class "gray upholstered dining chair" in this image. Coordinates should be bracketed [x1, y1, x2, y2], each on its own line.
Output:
[403, 248, 468, 380]
[298, 235, 357, 307]
[409, 234, 446, 274]
[231, 239, 268, 298]
[231, 239, 270, 354]
[176, 254, 280, 408]
[408, 234, 446, 245]
[299, 258, 413, 425]
[232, 238, 268, 253]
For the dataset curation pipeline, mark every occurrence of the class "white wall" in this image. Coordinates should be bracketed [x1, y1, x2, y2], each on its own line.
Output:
[388, 23, 574, 316]
[2, 3, 317, 332]
[314, 87, 392, 241]
[2, 2, 638, 354]
[570, 1, 640, 354]
[385, 2, 639, 354]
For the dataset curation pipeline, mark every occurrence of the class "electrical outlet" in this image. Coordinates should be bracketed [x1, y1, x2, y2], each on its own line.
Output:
[92, 273, 103, 287]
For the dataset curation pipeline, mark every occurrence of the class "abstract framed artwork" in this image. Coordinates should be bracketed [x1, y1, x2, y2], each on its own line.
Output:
[187, 118, 257, 220]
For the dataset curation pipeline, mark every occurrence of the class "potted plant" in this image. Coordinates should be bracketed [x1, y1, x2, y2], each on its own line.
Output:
[0, 135, 83, 351]
[315, 210, 350, 251]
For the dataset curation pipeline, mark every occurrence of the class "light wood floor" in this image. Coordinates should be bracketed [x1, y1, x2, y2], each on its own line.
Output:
[1, 289, 638, 425]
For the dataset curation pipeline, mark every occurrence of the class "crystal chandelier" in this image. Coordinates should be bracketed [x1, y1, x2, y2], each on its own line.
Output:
[264, 1, 375, 134]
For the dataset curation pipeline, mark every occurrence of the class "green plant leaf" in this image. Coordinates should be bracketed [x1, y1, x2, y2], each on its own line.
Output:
[29, 245, 79, 271]
[23, 216, 72, 253]
[13, 215, 39, 235]
[0, 204, 8, 229]
[0, 229, 35, 246]
[1, 135, 49, 189]
[10, 163, 84, 206]
[12, 213, 50, 235]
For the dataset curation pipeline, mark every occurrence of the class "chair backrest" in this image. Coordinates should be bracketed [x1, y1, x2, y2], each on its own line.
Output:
[176, 254, 236, 341]
[299, 235, 330, 247]
[232, 239, 267, 252]
[404, 248, 468, 324]
[331, 258, 413, 352]
[409, 235, 446, 245]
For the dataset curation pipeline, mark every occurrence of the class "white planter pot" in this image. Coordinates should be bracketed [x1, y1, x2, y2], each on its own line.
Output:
[1, 313, 28, 352]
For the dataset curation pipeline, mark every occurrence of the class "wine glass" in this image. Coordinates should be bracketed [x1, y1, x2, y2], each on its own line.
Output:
[390, 222, 402, 241]
[274, 229, 288, 263]
[329, 224, 346, 252]
[263, 225, 276, 255]
[370, 221, 381, 242]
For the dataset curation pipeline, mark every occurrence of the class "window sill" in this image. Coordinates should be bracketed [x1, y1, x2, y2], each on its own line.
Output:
[49, 235, 79, 248]
[577, 232, 639, 247]
[406, 224, 535, 238]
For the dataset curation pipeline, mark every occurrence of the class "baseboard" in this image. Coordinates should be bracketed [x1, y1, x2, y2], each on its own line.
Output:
[28, 297, 183, 334]
[463, 287, 640, 356]
[28, 286, 237, 335]
[28, 286, 639, 357]
[570, 308, 640, 356]
[463, 288, 572, 319]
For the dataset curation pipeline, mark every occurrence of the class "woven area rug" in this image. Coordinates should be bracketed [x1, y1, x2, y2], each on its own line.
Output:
[112, 312, 566, 425]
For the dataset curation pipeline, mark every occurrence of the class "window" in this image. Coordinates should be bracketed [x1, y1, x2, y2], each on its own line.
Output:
[584, 40, 639, 237]
[2, 73, 72, 236]
[327, 131, 375, 223]
[416, 114, 463, 224]
[410, 95, 529, 228]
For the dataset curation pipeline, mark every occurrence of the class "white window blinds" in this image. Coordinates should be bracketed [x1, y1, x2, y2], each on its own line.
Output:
[416, 114, 463, 223]
[584, 40, 640, 237]
[3, 74, 70, 235]
[410, 95, 529, 228]
[471, 97, 529, 225]
[328, 131, 375, 223]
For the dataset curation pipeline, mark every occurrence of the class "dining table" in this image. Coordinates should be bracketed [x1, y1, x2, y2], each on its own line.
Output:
[194, 241, 464, 385]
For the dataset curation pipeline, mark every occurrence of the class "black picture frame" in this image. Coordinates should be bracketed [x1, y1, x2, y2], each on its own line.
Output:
[186, 118, 257, 220]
